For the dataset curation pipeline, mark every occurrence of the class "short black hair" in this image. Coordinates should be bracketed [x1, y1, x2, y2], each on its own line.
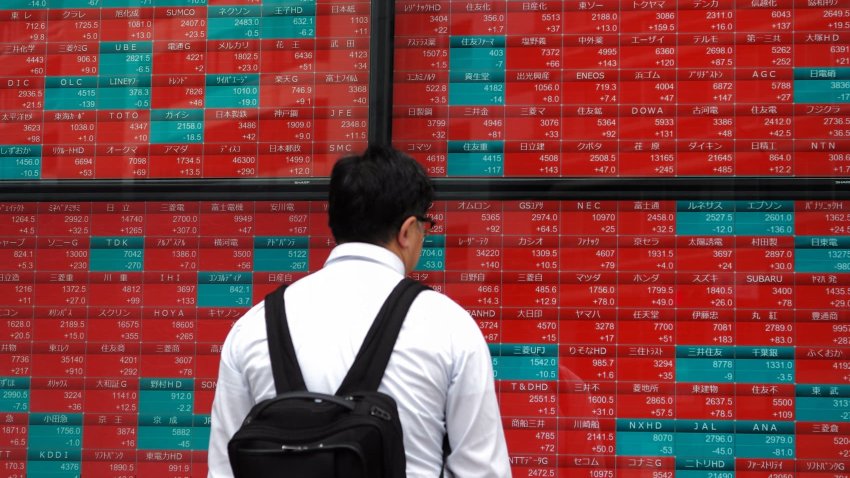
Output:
[328, 145, 434, 245]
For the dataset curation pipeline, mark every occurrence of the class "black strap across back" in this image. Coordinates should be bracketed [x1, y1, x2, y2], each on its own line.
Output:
[263, 277, 430, 396]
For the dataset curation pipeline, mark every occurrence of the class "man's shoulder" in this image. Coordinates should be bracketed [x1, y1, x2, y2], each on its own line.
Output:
[406, 288, 484, 340]
[413, 287, 468, 315]
[225, 298, 268, 345]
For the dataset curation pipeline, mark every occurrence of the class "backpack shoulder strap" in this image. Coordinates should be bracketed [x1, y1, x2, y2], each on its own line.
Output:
[264, 284, 307, 394]
[336, 278, 430, 395]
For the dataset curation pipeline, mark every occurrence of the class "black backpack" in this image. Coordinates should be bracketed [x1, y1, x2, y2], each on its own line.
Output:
[227, 278, 430, 478]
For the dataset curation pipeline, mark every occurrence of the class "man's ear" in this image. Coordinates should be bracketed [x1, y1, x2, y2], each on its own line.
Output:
[396, 215, 419, 249]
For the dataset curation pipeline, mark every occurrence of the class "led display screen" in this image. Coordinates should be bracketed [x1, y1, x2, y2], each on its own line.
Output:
[0, 0, 369, 180]
[0, 199, 848, 477]
[392, 1, 850, 177]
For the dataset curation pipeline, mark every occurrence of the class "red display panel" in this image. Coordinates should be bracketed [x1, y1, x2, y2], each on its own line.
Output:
[0, 1, 369, 180]
[392, 0, 850, 177]
[0, 199, 848, 478]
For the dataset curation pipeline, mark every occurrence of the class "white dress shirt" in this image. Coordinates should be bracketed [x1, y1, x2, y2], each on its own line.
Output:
[208, 242, 511, 478]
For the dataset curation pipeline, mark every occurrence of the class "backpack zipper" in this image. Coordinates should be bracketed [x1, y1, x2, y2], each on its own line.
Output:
[369, 405, 392, 421]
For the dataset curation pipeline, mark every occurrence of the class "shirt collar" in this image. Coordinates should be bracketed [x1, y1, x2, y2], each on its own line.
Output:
[324, 242, 406, 276]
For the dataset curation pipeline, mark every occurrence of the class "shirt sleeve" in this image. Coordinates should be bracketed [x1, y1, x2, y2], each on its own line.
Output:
[444, 321, 512, 478]
[207, 325, 254, 478]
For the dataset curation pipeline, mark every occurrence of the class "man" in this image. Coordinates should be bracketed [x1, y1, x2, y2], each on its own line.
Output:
[207, 146, 511, 477]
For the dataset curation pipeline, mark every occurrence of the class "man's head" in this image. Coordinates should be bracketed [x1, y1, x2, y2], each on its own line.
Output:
[328, 145, 435, 271]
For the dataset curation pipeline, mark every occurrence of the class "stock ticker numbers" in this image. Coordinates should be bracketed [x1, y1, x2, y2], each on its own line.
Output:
[0, 199, 849, 477]
[393, 0, 850, 177]
[0, 0, 369, 180]
[7, 0, 850, 180]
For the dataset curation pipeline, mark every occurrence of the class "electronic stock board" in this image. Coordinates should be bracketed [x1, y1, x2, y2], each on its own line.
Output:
[1, 1, 850, 478]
